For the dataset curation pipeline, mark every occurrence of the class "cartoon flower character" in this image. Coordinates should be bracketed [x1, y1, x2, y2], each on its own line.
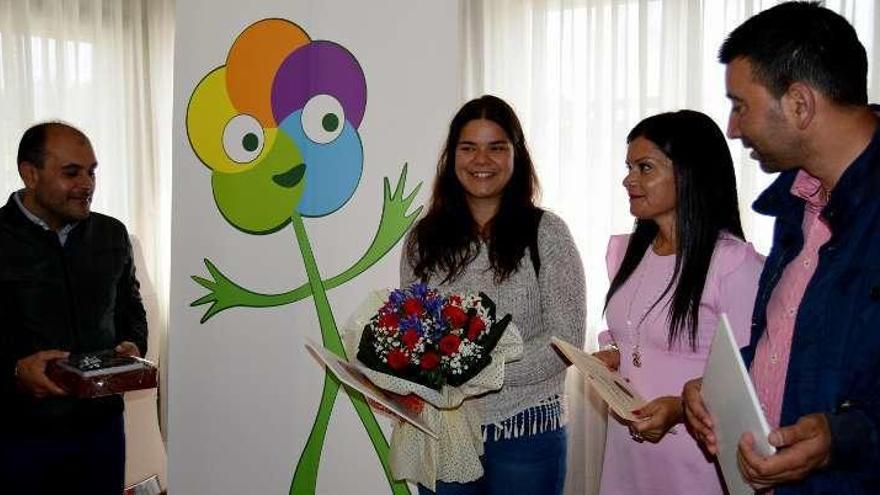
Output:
[186, 18, 420, 495]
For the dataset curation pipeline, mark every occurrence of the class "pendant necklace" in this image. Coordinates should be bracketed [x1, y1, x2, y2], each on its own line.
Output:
[623, 252, 674, 368]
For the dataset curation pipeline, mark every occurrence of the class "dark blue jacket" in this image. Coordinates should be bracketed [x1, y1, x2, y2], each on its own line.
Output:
[743, 126, 880, 495]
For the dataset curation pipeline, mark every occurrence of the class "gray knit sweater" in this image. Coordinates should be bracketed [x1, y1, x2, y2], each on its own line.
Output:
[400, 210, 586, 424]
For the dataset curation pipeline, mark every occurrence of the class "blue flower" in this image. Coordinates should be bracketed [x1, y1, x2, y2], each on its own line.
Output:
[424, 296, 443, 313]
[400, 316, 423, 335]
[410, 282, 429, 300]
[389, 289, 406, 306]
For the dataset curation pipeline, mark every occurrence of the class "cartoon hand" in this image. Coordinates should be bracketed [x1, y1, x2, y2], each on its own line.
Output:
[191, 259, 256, 322]
[192, 258, 313, 323]
[324, 164, 422, 289]
[378, 163, 423, 246]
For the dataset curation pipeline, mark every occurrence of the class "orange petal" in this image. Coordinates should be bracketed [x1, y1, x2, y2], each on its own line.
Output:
[226, 19, 310, 127]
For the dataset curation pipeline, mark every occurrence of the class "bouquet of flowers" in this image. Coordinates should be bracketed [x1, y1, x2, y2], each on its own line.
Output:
[344, 282, 523, 490]
[356, 283, 512, 390]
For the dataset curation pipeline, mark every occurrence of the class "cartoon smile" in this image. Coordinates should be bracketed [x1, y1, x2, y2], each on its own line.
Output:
[272, 163, 306, 188]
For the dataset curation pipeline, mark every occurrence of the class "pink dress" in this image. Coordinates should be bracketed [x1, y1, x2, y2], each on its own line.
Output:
[597, 233, 764, 495]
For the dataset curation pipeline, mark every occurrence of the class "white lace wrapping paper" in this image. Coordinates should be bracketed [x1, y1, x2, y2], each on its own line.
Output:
[343, 290, 524, 490]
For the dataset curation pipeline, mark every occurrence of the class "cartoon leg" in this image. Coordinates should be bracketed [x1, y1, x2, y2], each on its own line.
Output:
[346, 389, 411, 494]
[290, 375, 410, 495]
[289, 373, 341, 495]
[289, 213, 411, 495]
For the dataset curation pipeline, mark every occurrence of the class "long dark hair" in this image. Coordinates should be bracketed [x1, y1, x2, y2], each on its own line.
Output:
[605, 110, 744, 349]
[407, 95, 541, 284]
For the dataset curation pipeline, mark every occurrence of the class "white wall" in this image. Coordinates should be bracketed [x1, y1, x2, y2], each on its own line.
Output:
[168, 1, 461, 493]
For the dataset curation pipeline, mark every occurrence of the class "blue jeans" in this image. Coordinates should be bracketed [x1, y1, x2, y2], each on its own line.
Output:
[418, 424, 568, 495]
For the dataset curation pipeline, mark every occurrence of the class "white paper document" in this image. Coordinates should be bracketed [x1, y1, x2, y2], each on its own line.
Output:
[702, 314, 776, 495]
[551, 337, 646, 421]
[304, 339, 437, 439]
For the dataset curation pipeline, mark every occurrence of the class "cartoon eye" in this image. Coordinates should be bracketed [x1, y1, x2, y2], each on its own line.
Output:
[301, 94, 345, 144]
[223, 114, 264, 163]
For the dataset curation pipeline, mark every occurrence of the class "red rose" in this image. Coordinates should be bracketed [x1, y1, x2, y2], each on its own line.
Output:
[467, 316, 486, 340]
[402, 330, 420, 350]
[402, 298, 423, 316]
[442, 305, 467, 328]
[398, 394, 425, 414]
[387, 349, 409, 370]
[439, 335, 461, 355]
[378, 312, 399, 329]
[420, 351, 440, 370]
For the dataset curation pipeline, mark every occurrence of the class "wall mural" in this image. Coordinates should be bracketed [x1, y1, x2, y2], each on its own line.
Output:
[185, 18, 421, 495]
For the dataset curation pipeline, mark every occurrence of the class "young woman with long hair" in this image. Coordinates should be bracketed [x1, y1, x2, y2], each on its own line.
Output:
[403, 95, 585, 495]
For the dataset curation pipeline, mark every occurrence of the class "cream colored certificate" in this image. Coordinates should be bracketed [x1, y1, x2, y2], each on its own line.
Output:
[304, 339, 438, 439]
[551, 337, 646, 421]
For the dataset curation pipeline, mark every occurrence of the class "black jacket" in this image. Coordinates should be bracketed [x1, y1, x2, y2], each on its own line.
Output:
[0, 193, 148, 434]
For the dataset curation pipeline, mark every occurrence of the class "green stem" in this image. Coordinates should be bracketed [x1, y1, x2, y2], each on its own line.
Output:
[288, 213, 410, 495]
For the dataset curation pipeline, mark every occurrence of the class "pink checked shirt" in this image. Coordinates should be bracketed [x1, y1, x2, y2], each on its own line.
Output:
[751, 170, 832, 429]
[750, 170, 831, 428]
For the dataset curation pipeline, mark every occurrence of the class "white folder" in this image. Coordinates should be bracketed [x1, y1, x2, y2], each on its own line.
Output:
[702, 314, 776, 495]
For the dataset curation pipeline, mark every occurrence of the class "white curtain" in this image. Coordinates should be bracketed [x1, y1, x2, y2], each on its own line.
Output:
[0, 0, 174, 484]
[463, 1, 880, 494]
[0, 0, 174, 349]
